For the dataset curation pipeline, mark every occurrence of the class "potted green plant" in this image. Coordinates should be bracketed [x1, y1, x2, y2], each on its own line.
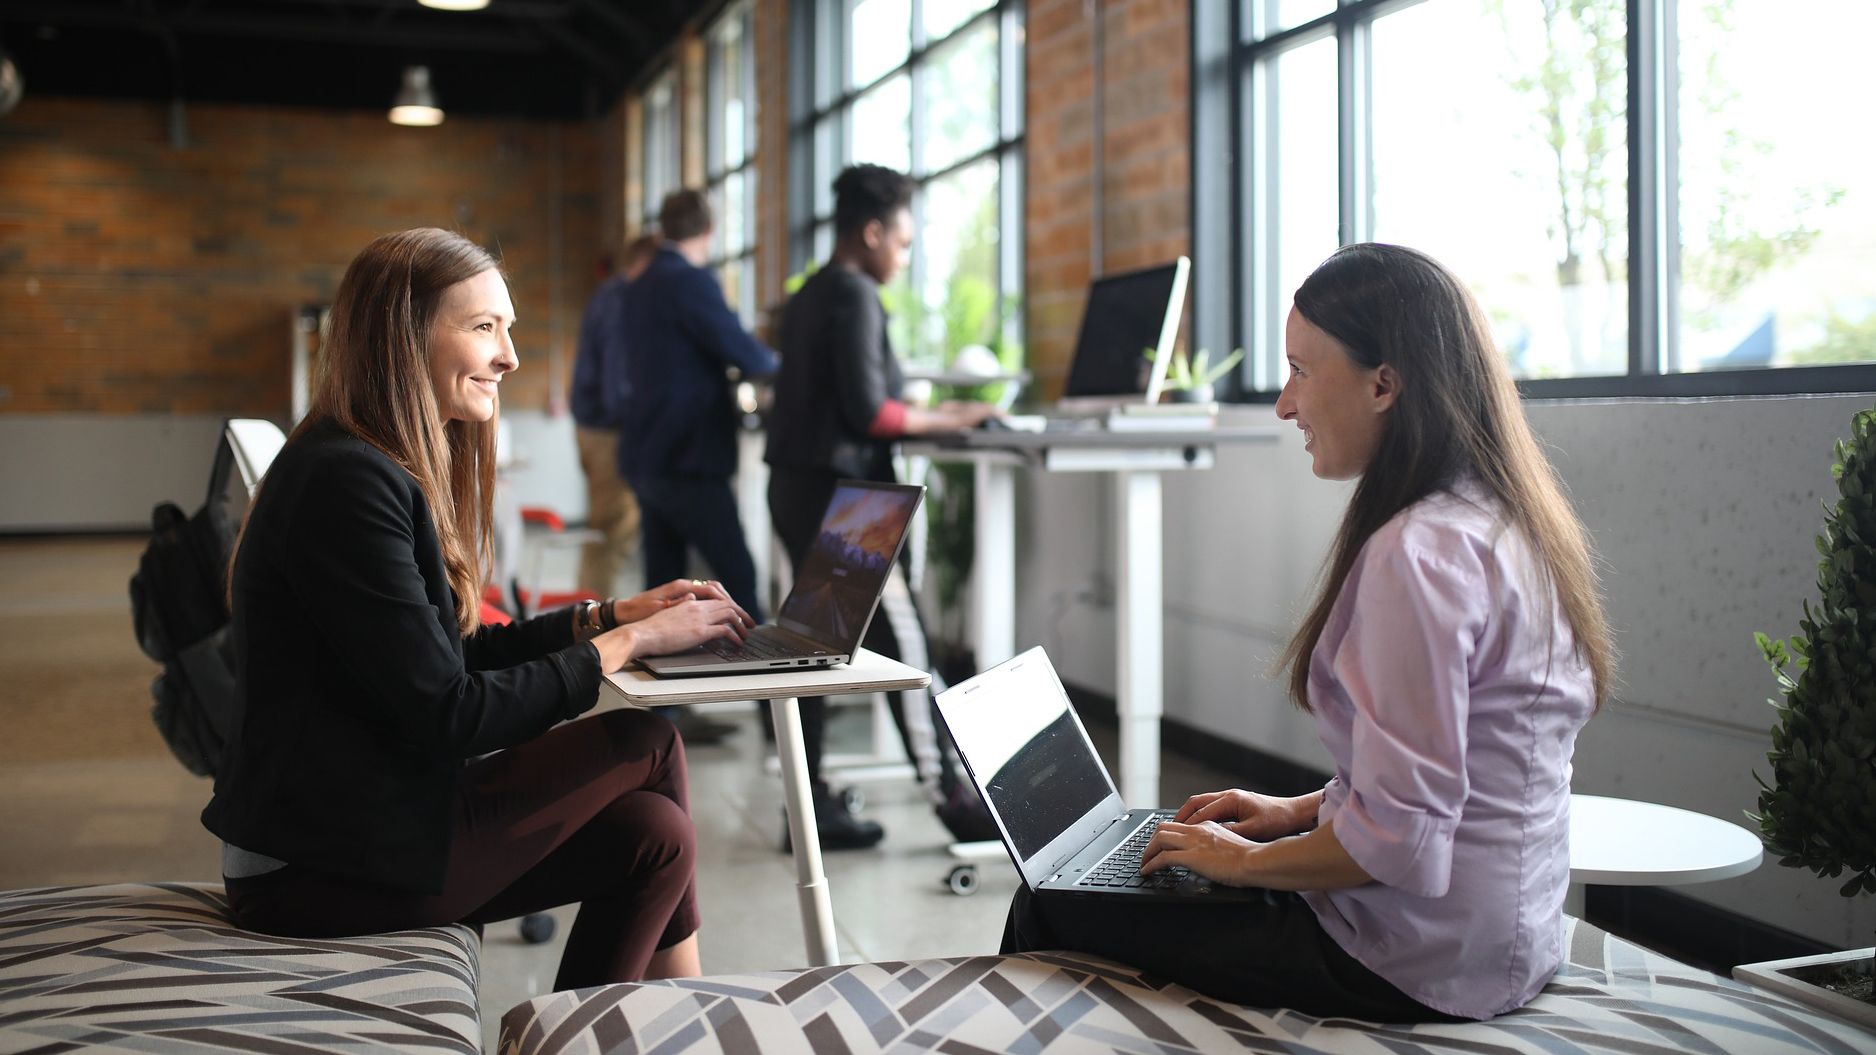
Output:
[1146, 345, 1244, 403]
[1734, 407, 1876, 1027]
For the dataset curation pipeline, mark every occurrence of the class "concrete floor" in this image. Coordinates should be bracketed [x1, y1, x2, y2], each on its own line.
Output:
[0, 534, 1241, 1051]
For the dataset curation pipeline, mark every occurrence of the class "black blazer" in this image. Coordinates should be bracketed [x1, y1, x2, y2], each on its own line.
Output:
[201, 420, 602, 894]
[764, 265, 903, 482]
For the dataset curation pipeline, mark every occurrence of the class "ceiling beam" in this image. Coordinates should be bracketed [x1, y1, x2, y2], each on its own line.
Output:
[0, 5, 552, 54]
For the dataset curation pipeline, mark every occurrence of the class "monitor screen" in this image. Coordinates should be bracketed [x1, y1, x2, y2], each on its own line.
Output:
[942, 652, 1115, 862]
[777, 482, 922, 648]
[1062, 261, 1187, 398]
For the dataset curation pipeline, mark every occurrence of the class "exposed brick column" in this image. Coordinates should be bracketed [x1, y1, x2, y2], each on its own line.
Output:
[1024, 0, 1190, 398]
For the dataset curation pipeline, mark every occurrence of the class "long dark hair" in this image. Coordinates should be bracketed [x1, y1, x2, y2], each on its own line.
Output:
[233, 228, 501, 635]
[1277, 243, 1614, 709]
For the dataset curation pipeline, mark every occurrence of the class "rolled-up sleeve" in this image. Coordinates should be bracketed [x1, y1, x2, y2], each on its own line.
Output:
[1326, 535, 1483, 897]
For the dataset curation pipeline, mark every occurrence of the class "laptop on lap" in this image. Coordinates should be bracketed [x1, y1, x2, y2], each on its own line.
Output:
[638, 480, 923, 677]
[936, 646, 1263, 901]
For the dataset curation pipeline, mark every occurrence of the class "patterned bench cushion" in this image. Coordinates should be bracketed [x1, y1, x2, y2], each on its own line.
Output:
[0, 882, 481, 1054]
[497, 918, 1876, 1055]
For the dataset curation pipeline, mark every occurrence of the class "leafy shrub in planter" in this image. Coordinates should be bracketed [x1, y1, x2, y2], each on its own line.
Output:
[1754, 407, 1876, 986]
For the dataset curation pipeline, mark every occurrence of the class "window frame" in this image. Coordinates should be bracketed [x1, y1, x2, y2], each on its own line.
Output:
[704, 0, 761, 324]
[787, 0, 1027, 368]
[640, 64, 682, 233]
[1192, 0, 1876, 401]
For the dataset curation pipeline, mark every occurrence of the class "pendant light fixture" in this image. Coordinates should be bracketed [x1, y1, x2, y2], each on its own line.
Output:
[417, 0, 491, 9]
[388, 66, 444, 127]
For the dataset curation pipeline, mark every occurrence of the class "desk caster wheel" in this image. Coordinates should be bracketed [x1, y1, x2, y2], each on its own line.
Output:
[519, 912, 556, 944]
[946, 864, 979, 896]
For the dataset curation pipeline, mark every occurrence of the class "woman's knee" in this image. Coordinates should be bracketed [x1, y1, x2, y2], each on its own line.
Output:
[597, 706, 684, 763]
[621, 790, 697, 877]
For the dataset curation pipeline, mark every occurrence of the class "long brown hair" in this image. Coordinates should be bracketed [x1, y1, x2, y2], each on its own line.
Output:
[1277, 243, 1614, 710]
[241, 228, 501, 635]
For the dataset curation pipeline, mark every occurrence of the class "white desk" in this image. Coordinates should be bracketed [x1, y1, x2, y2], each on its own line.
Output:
[601, 649, 929, 966]
[1567, 793, 1764, 915]
[907, 426, 1281, 806]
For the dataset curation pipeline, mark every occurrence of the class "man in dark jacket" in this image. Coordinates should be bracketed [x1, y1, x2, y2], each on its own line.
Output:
[568, 235, 659, 599]
[616, 190, 777, 625]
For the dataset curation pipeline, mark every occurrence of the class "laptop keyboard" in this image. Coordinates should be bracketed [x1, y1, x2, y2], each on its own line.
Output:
[706, 628, 805, 662]
[1075, 811, 1191, 889]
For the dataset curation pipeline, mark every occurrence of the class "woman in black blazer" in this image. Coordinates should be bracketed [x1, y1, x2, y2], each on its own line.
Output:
[201, 227, 751, 988]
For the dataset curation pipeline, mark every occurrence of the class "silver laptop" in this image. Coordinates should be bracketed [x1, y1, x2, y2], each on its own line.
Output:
[936, 646, 1263, 901]
[639, 480, 923, 677]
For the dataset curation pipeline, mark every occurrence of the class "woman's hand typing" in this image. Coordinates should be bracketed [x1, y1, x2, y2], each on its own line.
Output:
[612, 579, 753, 628]
[589, 597, 750, 674]
[1138, 820, 1260, 887]
[1173, 788, 1320, 842]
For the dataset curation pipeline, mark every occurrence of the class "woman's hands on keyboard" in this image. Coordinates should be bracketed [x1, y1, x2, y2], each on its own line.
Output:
[614, 579, 753, 628]
[1173, 788, 1321, 842]
[1138, 820, 1258, 887]
[591, 596, 751, 672]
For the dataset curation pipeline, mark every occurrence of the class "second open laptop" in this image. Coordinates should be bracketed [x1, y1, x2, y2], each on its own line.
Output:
[638, 480, 924, 677]
[936, 646, 1263, 901]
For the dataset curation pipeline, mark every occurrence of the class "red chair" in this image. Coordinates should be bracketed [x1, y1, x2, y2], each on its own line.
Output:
[509, 506, 600, 616]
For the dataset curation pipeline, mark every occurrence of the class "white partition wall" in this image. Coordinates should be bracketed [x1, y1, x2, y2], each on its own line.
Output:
[1014, 396, 1876, 950]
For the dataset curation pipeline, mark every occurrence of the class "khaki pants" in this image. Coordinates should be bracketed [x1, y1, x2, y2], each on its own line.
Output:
[575, 425, 640, 597]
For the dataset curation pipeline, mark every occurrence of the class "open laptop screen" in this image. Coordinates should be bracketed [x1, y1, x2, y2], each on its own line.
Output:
[775, 482, 922, 649]
[942, 653, 1114, 860]
[1061, 260, 1188, 400]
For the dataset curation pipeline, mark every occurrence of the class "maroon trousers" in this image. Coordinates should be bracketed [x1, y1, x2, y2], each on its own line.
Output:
[224, 708, 699, 990]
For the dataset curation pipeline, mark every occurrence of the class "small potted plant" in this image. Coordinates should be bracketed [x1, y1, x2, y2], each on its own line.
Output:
[1146, 346, 1244, 404]
[1735, 407, 1876, 1027]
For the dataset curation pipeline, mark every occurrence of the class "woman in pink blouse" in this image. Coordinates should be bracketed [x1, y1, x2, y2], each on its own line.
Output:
[1000, 243, 1614, 1022]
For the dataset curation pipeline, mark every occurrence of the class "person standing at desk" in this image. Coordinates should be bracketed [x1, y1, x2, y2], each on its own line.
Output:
[1001, 244, 1615, 1022]
[203, 227, 754, 989]
[617, 190, 778, 634]
[766, 163, 1003, 850]
[569, 233, 661, 598]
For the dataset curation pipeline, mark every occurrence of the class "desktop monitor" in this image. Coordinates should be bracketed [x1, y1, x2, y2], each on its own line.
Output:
[1060, 257, 1191, 404]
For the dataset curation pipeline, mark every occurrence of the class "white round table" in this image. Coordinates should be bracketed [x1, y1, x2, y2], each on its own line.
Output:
[1566, 793, 1764, 915]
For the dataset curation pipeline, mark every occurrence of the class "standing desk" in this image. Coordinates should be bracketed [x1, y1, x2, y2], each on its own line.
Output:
[906, 425, 1281, 806]
[600, 649, 929, 966]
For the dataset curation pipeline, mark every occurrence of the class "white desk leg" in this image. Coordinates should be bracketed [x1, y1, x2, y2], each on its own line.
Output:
[1115, 469, 1163, 808]
[973, 459, 1018, 670]
[769, 695, 839, 966]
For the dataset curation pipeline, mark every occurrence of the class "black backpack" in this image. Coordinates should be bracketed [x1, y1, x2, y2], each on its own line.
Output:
[128, 431, 252, 778]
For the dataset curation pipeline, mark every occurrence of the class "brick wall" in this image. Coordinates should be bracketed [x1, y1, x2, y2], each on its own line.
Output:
[0, 97, 601, 417]
[1025, 0, 1190, 397]
[754, 0, 791, 325]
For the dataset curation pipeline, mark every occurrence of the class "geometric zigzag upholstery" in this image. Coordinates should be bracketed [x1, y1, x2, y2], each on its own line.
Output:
[497, 917, 1875, 1055]
[0, 882, 481, 1054]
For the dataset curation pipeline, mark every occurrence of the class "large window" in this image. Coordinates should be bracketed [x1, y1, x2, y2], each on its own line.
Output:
[706, 1, 760, 324]
[1195, 0, 1876, 397]
[641, 66, 680, 231]
[789, 0, 1024, 368]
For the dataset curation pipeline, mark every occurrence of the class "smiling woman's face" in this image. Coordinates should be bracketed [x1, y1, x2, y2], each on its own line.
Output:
[428, 269, 517, 424]
[1274, 308, 1395, 481]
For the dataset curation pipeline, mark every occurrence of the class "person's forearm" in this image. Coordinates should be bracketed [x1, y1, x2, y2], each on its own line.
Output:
[590, 626, 639, 671]
[1240, 819, 1373, 891]
[1293, 789, 1325, 832]
[899, 404, 990, 434]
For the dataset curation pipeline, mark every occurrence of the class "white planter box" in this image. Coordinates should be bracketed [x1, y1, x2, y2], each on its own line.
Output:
[1734, 948, 1876, 1031]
